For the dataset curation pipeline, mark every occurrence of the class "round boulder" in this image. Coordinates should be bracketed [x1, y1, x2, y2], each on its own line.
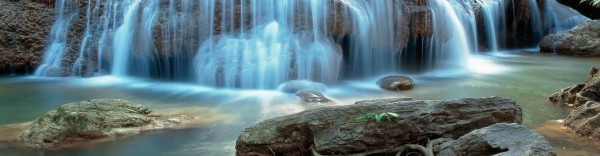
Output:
[376, 75, 415, 91]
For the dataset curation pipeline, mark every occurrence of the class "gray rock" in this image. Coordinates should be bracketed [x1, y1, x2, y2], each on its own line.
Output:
[549, 84, 584, 106]
[376, 75, 415, 91]
[16, 99, 192, 149]
[540, 20, 600, 56]
[549, 67, 600, 107]
[235, 97, 522, 156]
[437, 123, 556, 156]
[294, 89, 333, 104]
[564, 101, 600, 139]
[278, 80, 327, 93]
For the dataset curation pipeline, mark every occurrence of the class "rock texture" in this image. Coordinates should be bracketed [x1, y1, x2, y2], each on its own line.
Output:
[17, 99, 193, 149]
[549, 67, 600, 107]
[235, 96, 522, 156]
[376, 75, 415, 91]
[564, 101, 600, 140]
[540, 20, 600, 56]
[294, 89, 333, 104]
[0, 0, 55, 75]
[551, 67, 600, 140]
[279, 80, 327, 94]
[438, 123, 556, 156]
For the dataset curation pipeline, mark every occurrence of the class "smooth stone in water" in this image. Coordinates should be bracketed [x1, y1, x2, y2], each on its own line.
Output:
[278, 80, 327, 93]
[294, 89, 333, 104]
[376, 75, 415, 91]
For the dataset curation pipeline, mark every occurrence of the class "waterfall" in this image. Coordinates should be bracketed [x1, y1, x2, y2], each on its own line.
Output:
[430, 0, 472, 65]
[34, 0, 589, 89]
[477, 0, 507, 52]
[33, 0, 78, 76]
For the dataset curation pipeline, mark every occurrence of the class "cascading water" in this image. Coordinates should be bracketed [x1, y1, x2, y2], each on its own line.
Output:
[33, 0, 78, 76]
[543, 0, 590, 33]
[34, 0, 589, 89]
[477, 0, 507, 52]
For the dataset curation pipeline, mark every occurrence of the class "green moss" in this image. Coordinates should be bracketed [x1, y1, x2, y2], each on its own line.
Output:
[34, 117, 44, 124]
[56, 108, 68, 118]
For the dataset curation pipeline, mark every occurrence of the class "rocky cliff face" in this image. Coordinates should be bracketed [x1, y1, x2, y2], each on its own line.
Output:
[0, 0, 55, 75]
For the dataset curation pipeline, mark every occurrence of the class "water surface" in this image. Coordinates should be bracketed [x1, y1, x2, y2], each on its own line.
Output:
[1, 51, 599, 156]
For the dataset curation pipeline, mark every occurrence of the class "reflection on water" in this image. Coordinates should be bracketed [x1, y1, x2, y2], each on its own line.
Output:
[0, 52, 599, 155]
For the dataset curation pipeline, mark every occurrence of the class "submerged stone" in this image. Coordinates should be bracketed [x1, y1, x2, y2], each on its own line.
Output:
[278, 80, 327, 94]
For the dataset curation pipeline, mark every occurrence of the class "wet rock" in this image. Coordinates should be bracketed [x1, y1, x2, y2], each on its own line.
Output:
[564, 101, 600, 139]
[540, 20, 600, 56]
[17, 99, 193, 149]
[549, 84, 584, 106]
[0, 0, 55, 75]
[549, 67, 600, 107]
[278, 80, 327, 94]
[294, 89, 333, 104]
[235, 96, 522, 155]
[376, 75, 415, 91]
[437, 123, 556, 156]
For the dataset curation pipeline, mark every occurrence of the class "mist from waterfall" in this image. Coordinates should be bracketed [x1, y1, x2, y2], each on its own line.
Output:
[34, 0, 590, 89]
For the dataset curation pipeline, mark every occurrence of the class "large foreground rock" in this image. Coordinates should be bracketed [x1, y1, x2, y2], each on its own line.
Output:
[549, 67, 600, 107]
[438, 123, 556, 156]
[540, 20, 600, 56]
[17, 99, 192, 149]
[235, 96, 522, 155]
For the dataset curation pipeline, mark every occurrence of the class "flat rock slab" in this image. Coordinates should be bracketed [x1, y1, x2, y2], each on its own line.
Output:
[236, 96, 522, 155]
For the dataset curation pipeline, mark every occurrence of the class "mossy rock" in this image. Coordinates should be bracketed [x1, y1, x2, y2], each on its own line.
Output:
[17, 99, 155, 149]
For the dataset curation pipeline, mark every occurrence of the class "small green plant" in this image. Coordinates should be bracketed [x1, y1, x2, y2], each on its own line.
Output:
[356, 112, 400, 122]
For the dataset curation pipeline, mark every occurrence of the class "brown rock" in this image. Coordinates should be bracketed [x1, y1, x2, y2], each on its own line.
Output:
[376, 75, 415, 91]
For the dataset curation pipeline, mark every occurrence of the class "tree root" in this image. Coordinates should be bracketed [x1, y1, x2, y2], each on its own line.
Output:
[312, 138, 451, 156]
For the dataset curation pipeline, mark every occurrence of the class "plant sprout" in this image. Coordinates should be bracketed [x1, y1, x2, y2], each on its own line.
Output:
[356, 112, 400, 122]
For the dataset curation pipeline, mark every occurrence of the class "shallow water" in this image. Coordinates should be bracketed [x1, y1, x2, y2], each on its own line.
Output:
[1, 51, 599, 156]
